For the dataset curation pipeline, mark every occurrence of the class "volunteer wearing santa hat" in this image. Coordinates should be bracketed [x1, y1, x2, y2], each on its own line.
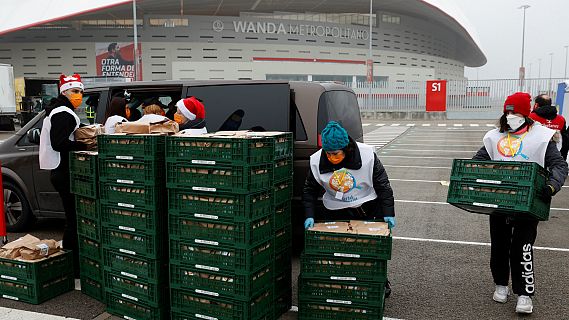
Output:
[473, 92, 568, 314]
[174, 96, 207, 134]
[39, 73, 87, 276]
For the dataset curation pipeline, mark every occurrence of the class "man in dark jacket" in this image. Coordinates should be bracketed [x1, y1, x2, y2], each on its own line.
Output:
[529, 94, 569, 159]
[39, 74, 87, 277]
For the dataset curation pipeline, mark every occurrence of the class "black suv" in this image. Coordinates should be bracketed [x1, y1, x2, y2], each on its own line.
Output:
[1, 80, 363, 234]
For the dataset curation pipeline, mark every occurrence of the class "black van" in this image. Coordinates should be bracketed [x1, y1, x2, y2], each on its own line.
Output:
[0, 80, 363, 245]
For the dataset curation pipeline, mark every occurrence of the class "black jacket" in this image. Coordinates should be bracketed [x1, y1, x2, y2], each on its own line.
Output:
[473, 139, 568, 194]
[532, 105, 569, 159]
[45, 95, 86, 171]
[302, 138, 395, 219]
[180, 118, 206, 131]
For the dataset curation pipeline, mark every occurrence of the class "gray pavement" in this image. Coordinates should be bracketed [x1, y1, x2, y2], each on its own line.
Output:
[2, 120, 569, 319]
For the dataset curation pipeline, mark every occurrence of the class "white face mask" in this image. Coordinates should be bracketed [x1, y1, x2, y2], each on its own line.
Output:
[506, 114, 526, 131]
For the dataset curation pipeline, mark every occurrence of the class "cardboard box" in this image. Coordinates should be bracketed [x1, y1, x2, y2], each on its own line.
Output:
[75, 124, 105, 150]
[310, 221, 353, 234]
[0, 235, 62, 261]
[115, 120, 179, 134]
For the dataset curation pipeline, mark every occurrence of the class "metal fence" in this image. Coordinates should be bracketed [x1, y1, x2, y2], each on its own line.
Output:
[349, 78, 566, 119]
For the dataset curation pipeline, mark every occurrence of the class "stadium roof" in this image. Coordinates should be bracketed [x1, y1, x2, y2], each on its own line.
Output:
[0, 0, 486, 67]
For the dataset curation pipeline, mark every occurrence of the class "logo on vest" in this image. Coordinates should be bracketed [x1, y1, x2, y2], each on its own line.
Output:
[497, 136, 529, 160]
[520, 243, 535, 294]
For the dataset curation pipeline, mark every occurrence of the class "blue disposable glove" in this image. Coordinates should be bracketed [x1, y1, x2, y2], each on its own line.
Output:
[384, 216, 396, 229]
[304, 218, 315, 230]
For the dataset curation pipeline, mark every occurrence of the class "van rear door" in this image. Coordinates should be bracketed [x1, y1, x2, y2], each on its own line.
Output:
[317, 90, 363, 142]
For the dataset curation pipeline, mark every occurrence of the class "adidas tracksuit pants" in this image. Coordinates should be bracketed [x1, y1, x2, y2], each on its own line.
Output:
[489, 215, 539, 296]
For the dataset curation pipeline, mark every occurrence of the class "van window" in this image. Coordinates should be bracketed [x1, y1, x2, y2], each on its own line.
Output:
[75, 92, 100, 125]
[317, 90, 363, 141]
[187, 84, 290, 132]
[110, 88, 182, 121]
[295, 108, 307, 141]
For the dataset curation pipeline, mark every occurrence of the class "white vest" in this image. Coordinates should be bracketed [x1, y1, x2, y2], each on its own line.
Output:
[39, 106, 80, 170]
[483, 123, 554, 167]
[310, 142, 378, 210]
[104, 115, 127, 134]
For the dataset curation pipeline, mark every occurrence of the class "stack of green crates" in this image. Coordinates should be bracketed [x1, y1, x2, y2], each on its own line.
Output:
[298, 224, 392, 320]
[0, 251, 74, 304]
[70, 151, 104, 302]
[166, 132, 293, 320]
[447, 159, 550, 221]
[97, 134, 169, 320]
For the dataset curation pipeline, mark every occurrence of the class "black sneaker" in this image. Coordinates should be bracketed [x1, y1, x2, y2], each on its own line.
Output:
[385, 280, 392, 299]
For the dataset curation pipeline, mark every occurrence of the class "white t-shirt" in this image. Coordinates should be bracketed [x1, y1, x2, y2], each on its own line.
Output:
[104, 115, 128, 134]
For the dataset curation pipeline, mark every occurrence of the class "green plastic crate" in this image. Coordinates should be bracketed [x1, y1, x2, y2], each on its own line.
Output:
[274, 224, 292, 253]
[99, 181, 163, 211]
[168, 189, 273, 221]
[166, 161, 273, 193]
[78, 236, 102, 261]
[98, 134, 166, 160]
[300, 253, 387, 283]
[70, 151, 98, 176]
[274, 269, 292, 298]
[166, 135, 275, 165]
[299, 276, 385, 307]
[77, 214, 100, 241]
[273, 133, 293, 159]
[274, 289, 292, 319]
[273, 179, 293, 207]
[450, 159, 548, 186]
[447, 180, 550, 221]
[80, 275, 104, 302]
[102, 226, 164, 259]
[304, 229, 392, 260]
[298, 296, 384, 320]
[0, 273, 74, 304]
[75, 196, 99, 220]
[103, 249, 163, 283]
[100, 202, 162, 234]
[170, 286, 272, 320]
[106, 292, 168, 320]
[70, 173, 97, 199]
[170, 262, 272, 300]
[0, 250, 73, 283]
[99, 157, 164, 186]
[274, 202, 291, 231]
[104, 271, 165, 307]
[169, 238, 273, 274]
[274, 248, 292, 277]
[80, 255, 102, 281]
[169, 212, 273, 247]
[274, 157, 293, 183]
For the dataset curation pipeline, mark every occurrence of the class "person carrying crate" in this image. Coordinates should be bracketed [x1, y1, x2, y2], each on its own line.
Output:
[472, 92, 568, 314]
[302, 121, 395, 295]
[39, 74, 87, 277]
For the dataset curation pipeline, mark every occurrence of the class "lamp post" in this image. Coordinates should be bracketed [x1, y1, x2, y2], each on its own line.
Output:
[563, 46, 569, 80]
[549, 53, 554, 94]
[518, 5, 530, 90]
[367, 0, 373, 111]
[133, 0, 139, 81]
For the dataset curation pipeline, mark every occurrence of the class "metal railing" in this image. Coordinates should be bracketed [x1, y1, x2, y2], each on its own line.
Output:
[349, 78, 566, 118]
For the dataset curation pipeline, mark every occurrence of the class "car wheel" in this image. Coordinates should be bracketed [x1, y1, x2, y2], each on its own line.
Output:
[3, 181, 34, 232]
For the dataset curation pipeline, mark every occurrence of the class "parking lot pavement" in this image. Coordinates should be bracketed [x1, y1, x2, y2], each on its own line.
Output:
[2, 121, 569, 319]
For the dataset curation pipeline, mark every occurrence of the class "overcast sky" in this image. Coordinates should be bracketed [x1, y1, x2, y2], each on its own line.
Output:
[454, 0, 569, 80]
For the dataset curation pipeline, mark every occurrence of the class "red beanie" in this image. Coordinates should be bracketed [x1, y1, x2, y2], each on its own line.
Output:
[175, 97, 205, 120]
[504, 92, 531, 117]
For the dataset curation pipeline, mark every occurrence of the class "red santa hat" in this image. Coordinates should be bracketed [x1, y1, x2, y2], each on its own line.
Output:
[59, 73, 84, 93]
[175, 97, 205, 120]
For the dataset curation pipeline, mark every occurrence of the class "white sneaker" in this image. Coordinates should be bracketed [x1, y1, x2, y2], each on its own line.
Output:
[516, 295, 533, 314]
[493, 285, 509, 303]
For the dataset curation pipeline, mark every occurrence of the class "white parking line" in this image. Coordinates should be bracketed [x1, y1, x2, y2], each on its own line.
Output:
[375, 124, 386, 126]
[383, 149, 476, 153]
[395, 199, 569, 212]
[421, 124, 431, 126]
[470, 124, 480, 127]
[486, 124, 495, 127]
[437, 124, 447, 127]
[390, 178, 443, 183]
[390, 144, 481, 147]
[406, 123, 416, 126]
[391, 123, 401, 126]
[0, 308, 79, 320]
[453, 124, 463, 127]
[394, 236, 569, 253]
[362, 123, 371, 127]
[383, 165, 452, 169]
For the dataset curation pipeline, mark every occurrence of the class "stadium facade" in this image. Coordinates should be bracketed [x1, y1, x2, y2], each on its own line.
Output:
[0, 0, 486, 83]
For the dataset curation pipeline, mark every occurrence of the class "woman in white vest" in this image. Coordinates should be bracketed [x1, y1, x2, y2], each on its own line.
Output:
[39, 73, 87, 277]
[103, 97, 129, 134]
[473, 92, 568, 314]
[174, 97, 207, 135]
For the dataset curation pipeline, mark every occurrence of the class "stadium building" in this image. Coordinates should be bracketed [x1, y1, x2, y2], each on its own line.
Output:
[0, 0, 486, 83]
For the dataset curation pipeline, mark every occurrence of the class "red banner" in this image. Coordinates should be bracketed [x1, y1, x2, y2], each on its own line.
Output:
[426, 80, 447, 112]
[96, 42, 142, 81]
